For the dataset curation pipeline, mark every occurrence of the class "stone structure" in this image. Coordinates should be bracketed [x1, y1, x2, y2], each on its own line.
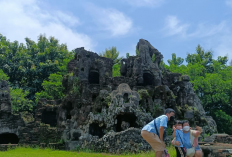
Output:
[0, 80, 24, 145]
[200, 134, 232, 156]
[0, 39, 220, 154]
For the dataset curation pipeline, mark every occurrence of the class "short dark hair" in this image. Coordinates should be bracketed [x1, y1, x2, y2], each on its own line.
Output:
[165, 108, 175, 114]
[174, 120, 182, 125]
[182, 120, 189, 125]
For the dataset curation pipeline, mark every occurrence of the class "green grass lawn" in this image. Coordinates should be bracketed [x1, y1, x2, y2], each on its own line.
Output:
[0, 146, 176, 157]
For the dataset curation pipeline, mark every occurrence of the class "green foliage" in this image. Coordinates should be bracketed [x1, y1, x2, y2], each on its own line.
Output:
[70, 76, 80, 95]
[214, 110, 232, 134]
[152, 54, 156, 62]
[35, 73, 64, 103]
[10, 88, 34, 113]
[165, 45, 232, 134]
[113, 64, 121, 77]
[166, 127, 173, 136]
[126, 53, 129, 58]
[99, 46, 122, 64]
[167, 53, 184, 66]
[136, 48, 139, 56]
[0, 69, 9, 81]
[0, 146, 177, 157]
[0, 34, 74, 100]
[100, 46, 122, 77]
[138, 89, 150, 99]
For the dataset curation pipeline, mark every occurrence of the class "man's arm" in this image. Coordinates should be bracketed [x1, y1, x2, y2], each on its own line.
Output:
[159, 126, 165, 141]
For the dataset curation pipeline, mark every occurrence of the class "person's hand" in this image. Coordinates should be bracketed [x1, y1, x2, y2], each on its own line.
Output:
[195, 126, 202, 133]
[171, 138, 176, 146]
[172, 125, 176, 131]
[175, 141, 181, 146]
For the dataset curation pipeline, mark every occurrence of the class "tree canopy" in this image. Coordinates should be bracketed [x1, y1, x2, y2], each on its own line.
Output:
[99, 46, 122, 65]
[0, 34, 74, 100]
[165, 45, 232, 134]
[99, 46, 122, 77]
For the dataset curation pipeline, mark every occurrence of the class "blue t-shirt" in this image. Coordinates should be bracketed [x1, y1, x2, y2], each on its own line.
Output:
[142, 115, 168, 135]
[175, 129, 184, 147]
[183, 132, 201, 150]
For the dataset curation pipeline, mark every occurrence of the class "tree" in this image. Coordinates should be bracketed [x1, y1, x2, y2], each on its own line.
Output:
[112, 64, 121, 77]
[167, 53, 184, 66]
[11, 88, 34, 113]
[0, 34, 74, 100]
[35, 73, 64, 103]
[229, 60, 232, 67]
[0, 69, 9, 81]
[99, 46, 122, 64]
[100, 46, 122, 77]
[126, 53, 129, 59]
[165, 45, 232, 134]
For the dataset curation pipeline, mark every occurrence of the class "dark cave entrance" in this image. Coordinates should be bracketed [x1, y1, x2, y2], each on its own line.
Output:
[89, 123, 105, 138]
[116, 113, 137, 132]
[92, 94, 97, 102]
[89, 70, 99, 84]
[66, 102, 73, 120]
[41, 110, 57, 127]
[143, 72, 154, 86]
[123, 93, 129, 103]
[0, 133, 19, 144]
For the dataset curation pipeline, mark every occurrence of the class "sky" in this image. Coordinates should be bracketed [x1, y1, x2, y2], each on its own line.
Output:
[1, 0, 232, 63]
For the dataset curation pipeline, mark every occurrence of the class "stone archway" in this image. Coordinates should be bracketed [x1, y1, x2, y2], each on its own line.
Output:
[116, 113, 137, 132]
[89, 70, 99, 84]
[143, 71, 154, 86]
[89, 123, 105, 138]
[0, 133, 19, 144]
[41, 110, 57, 127]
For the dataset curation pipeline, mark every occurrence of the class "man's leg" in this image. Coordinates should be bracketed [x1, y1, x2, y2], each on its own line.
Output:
[141, 131, 165, 156]
[155, 151, 163, 157]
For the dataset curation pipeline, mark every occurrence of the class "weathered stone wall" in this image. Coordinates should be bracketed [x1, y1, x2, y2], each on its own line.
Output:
[58, 39, 218, 152]
[0, 80, 24, 145]
[0, 39, 220, 154]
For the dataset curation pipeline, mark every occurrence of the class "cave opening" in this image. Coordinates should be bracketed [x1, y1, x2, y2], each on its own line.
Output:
[89, 70, 99, 84]
[41, 110, 57, 127]
[0, 133, 19, 144]
[123, 93, 129, 103]
[66, 102, 73, 120]
[143, 72, 154, 86]
[92, 94, 97, 102]
[89, 123, 105, 138]
[116, 113, 137, 132]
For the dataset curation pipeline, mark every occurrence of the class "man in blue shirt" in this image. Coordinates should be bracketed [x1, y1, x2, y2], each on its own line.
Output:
[141, 108, 175, 157]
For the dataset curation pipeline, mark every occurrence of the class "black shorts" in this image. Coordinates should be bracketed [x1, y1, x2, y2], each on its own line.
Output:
[175, 146, 186, 157]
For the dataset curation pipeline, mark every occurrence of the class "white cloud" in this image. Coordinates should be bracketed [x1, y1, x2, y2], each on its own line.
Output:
[163, 16, 189, 37]
[125, 0, 165, 7]
[86, 4, 133, 37]
[0, 0, 94, 51]
[163, 15, 232, 61]
[225, 0, 232, 8]
[99, 9, 133, 36]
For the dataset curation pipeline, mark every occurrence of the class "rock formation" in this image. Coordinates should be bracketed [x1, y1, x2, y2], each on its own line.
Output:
[0, 39, 218, 153]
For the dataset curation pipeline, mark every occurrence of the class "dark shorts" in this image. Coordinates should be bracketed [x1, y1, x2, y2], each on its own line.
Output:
[175, 147, 186, 157]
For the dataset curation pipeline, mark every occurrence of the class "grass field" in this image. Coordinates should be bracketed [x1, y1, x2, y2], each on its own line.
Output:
[0, 146, 176, 157]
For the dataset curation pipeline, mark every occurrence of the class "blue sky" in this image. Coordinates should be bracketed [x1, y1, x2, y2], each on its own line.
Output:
[1, 0, 232, 63]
